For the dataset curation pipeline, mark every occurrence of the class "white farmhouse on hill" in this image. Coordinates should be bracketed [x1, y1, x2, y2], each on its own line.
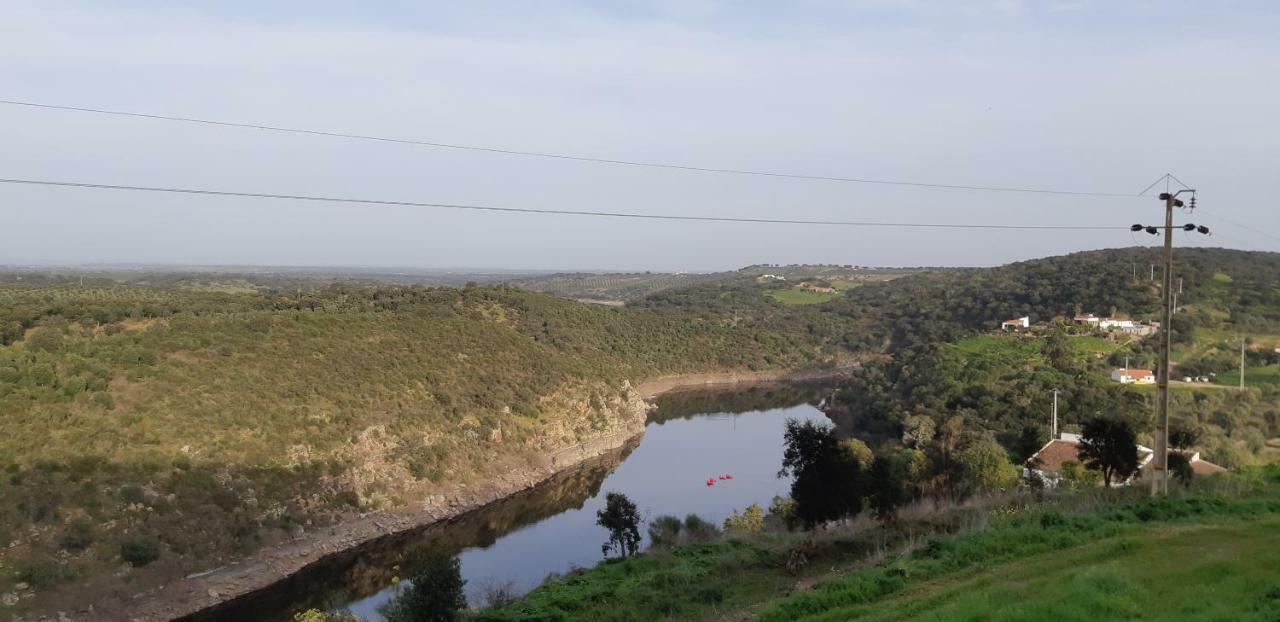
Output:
[1111, 368, 1155, 384]
[1099, 317, 1135, 330]
[1001, 316, 1030, 331]
[1074, 314, 1136, 330]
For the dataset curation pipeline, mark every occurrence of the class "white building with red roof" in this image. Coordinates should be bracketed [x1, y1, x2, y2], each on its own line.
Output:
[1111, 368, 1155, 384]
[1001, 316, 1030, 331]
[1025, 432, 1224, 487]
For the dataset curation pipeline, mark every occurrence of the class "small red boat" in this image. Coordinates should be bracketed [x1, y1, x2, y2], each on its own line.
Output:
[724, 473, 734, 480]
[706, 477, 715, 486]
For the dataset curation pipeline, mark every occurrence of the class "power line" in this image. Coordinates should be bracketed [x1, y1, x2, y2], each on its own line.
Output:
[0, 99, 1143, 198]
[1144, 173, 1280, 247]
[1196, 210, 1280, 246]
[0, 177, 1129, 231]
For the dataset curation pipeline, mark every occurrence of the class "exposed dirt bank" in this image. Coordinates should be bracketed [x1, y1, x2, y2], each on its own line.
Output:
[635, 365, 860, 399]
[110, 367, 854, 621]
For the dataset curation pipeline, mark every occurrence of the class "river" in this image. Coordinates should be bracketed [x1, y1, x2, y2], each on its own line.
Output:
[185, 383, 834, 621]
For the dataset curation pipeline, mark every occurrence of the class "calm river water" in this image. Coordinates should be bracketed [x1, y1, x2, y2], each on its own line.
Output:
[185, 383, 833, 621]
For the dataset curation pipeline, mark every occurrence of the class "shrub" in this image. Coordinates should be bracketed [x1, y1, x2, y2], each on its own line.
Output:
[58, 518, 95, 551]
[648, 515, 683, 549]
[120, 537, 161, 567]
[16, 558, 73, 589]
[119, 484, 146, 505]
[723, 503, 765, 533]
[682, 514, 721, 543]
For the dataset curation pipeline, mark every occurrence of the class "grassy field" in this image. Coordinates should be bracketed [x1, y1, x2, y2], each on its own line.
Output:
[480, 471, 1280, 622]
[765, 288, 842, 305]
[783, 516, 1280, 621]
[948, 333, 1122, 372]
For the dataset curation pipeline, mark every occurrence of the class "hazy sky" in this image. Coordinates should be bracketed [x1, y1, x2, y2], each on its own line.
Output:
[2, 0, 1278, 271]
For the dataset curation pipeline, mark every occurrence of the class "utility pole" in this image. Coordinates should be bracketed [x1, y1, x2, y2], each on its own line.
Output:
[1179, 277, 1183, 294]
[1240, 339, 1246, 391]
[1051, 389, 1059, 439]
[1150, 264, 1155, 281]
[1132, 190, 1206, 497]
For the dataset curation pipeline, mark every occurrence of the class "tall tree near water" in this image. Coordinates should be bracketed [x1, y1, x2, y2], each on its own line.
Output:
[778, 419, 865, 530]
[380, 548, 466, 622]
[596, 492, 642, 558]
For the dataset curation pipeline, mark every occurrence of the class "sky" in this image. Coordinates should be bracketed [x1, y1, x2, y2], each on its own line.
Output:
[1, 0, 1278, 271]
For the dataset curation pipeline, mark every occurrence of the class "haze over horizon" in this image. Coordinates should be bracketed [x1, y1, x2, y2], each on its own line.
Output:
[3, 1, 1278, 271]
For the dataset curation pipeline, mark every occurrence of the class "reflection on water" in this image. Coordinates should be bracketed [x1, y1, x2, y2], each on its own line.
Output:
[186, 383, 832, 621]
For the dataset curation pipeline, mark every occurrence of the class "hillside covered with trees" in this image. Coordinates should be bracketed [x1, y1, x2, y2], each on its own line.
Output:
[1, 246, 1276, 617]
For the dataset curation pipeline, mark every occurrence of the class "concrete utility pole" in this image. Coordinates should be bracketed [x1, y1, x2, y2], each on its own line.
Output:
[1133, 189, 1205, 497]
[1152, 193, 1176, 497]
[1051, 389, 1059, 439]
[1240, 340, 1247, 391]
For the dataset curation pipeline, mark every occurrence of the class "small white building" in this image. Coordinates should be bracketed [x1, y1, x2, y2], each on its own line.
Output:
[1001, 316, 1030, 331]
[1111, 368, 1155, 384]
[1075, 314, 1136, 330]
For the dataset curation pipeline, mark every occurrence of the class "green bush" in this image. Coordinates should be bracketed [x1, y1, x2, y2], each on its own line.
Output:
[120, 537, 161, 567]
[16, 558, 73, 589]
[57, 518, 95, 551]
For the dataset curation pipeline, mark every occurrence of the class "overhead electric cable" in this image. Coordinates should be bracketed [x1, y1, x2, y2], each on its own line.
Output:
[0, 99, 1142, 198]
[0, 177, 1128, 231]
[1145, 172, 1280, 246]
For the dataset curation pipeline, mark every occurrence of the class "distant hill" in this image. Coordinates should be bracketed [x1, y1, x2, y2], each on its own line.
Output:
[506, 265, 924, 304]
[838, 247, 1280, 348]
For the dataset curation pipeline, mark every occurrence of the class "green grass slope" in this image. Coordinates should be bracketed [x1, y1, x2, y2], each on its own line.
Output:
[481, 471, 1280, 622]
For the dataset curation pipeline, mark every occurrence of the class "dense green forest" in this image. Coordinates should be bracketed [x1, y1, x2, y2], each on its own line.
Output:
[830, 247, 1280, 348]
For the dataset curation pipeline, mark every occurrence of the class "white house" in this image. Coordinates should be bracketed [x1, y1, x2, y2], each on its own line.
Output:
[1098, 317, 1136, 330]
[1075, 314, 1136, 330]
[1025, 432, 1223, 488]
[1001, 316, 1030, 331]
[1111, 368, 1155, 384]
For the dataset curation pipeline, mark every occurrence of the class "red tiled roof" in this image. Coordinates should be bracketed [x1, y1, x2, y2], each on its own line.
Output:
[1114, 368, 1154, 379]
[1027, 439, 1080, 473]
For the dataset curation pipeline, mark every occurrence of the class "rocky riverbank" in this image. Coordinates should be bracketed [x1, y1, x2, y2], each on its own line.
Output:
[99, 367, 855, 621]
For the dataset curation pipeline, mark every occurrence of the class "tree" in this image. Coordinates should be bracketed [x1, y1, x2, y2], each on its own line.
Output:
[956, 436, 1019, 494]
[1079, 416, 1140, 487]
[380, 548, 466, 622]
[596, 492, 641, 558]
[779, 419, 864, 530]
[867, 450, 917, 526]
[1044, 321, 1072, 370]
[924, 415, 968, 502]
[1169, 422, 1202, 449]
[1168, 452, 1194, 488]
[723, 503, 765, 533]
[900, 414, 935, 448]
